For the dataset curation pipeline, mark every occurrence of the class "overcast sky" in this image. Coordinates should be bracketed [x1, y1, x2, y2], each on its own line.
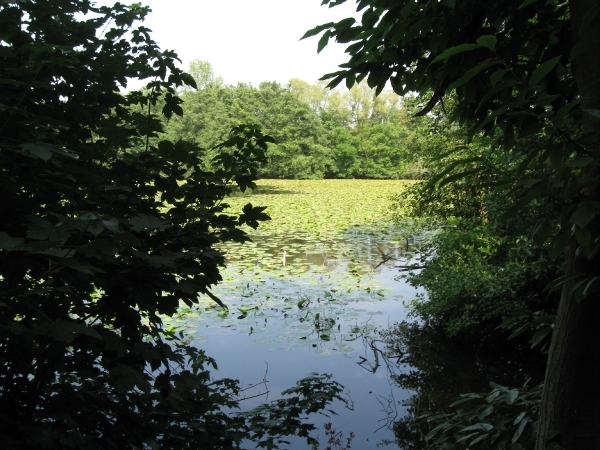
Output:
[95, 0, 359, 87]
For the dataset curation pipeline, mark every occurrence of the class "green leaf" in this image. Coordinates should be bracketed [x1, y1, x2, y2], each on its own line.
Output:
[505, 389, 519, 404]
[474, 79, 517, 114]
[570, 38, 593, 61]
[111, 364, 138, 393]
[470, 433, 490, 445]
[582, 109, 600, 121]
[580, 4, 600, 37]
[474, 98, 530, 134]
[479, 405, 494, 419]
[566, 156, 595, 168]
[548, 225, 571, 260]
[425, 157, 482, 188]
[490, 69, 508, 88]
[461, 423, 493, 432]
[571, 201, 600, 228]
[574, 226, 592, 248]
[172, 104, 184, 117]
[583, 276, 600, 296]
[518, 0, 541, 8]
[530, 327, 552, 348]
[130, 214, 170, 232]
[333, 17, 356, 32]
[513, 411, 527, 426]
[35, 248, 72, 258]
[102, 219, 120, 233]
[512, 416, 529, 442]
[450, 393, 481, 406]
[21, 143, 53, 161]
[532, 216, 553, 246]
[301, 22, 334, 40]
[61, 258, 106, 275]
[346, 72, 356, 89]
[426, 422, 451, 440]
[239, 203, 271, 229]
[317, 30, 332, 53]
[449, 59, 501, 90]
[521, 178, 543, 188]
[536, 93, 561, 107]
[529, 56, 561, 87]
[489, 382, 509, 392]
[438, 168, 485, 188]
[456, 432, 481, 444]
[180, 72, 198, 90]
[0, 232, 24, 250]
[476, 35, 497, 49]
[544, 273, 583, 293]
[430, 43, 481, 65]
[554, 98, 580, 123]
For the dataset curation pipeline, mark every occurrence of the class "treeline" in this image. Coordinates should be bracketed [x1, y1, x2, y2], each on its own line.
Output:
[162, 60, 428, 179]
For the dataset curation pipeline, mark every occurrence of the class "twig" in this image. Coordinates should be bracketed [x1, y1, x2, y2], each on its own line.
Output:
[374, 385, 399, 433]
[235, 361, 270, 402]
[395, 265, 426, 272]
[327, 238, 350, 259]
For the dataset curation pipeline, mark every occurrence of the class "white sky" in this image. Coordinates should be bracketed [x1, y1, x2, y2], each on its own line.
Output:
[95, 0, 360, 87]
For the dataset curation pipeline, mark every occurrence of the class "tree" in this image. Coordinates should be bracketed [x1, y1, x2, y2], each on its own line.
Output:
[287, 79, 417, 178]
[187, 59, 223, 90]
[165, 76, 336, 179]
[0, 1, 344, 448]
[165, 65, 419, 179]
[307, 0, 600, 448]
[251, 81, 335, 178]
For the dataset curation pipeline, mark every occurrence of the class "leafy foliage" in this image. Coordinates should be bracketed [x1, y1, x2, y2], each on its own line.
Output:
[384, 106, 560, 448]
[407, 219, 559, 338]
[315, 422, 355, 450]
[414, 382, 544, 450]
[309, 0, 600, 299]
[309, 0, 600, 447]
[389, 99, 561, 344]
[0, 1, 345, 448]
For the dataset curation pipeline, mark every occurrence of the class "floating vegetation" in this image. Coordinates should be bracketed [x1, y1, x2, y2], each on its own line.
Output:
[163, 179, 428, 355]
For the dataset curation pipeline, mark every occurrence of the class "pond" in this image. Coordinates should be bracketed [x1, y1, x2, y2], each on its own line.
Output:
[164, 179, 547, 449]
[163, 180, 424, 448]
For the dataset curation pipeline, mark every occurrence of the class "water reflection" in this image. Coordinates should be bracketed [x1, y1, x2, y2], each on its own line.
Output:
[221, 224, 426, 277]
[376, 322, 546, 448]
[181, 224, 426, 449]
[173, 220, 546, 449]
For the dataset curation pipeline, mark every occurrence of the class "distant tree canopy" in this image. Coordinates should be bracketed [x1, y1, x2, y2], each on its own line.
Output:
[163, 60, 430, 179]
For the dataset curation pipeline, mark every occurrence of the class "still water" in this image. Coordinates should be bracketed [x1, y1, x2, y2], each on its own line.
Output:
[167, 224, 425, 449]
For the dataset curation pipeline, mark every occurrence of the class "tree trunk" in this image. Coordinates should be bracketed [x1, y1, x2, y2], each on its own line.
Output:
[535, 1, 600, 448]
[536, 248, 600, 449]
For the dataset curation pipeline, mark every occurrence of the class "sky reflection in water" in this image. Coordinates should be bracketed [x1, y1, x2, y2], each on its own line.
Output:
[177, 227, 425, 449]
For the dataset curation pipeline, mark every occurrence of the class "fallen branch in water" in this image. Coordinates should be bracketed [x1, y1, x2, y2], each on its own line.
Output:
[327, 238, 350, 258]
[395, 265, 426, 271]
[374, 243, 396, 269]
